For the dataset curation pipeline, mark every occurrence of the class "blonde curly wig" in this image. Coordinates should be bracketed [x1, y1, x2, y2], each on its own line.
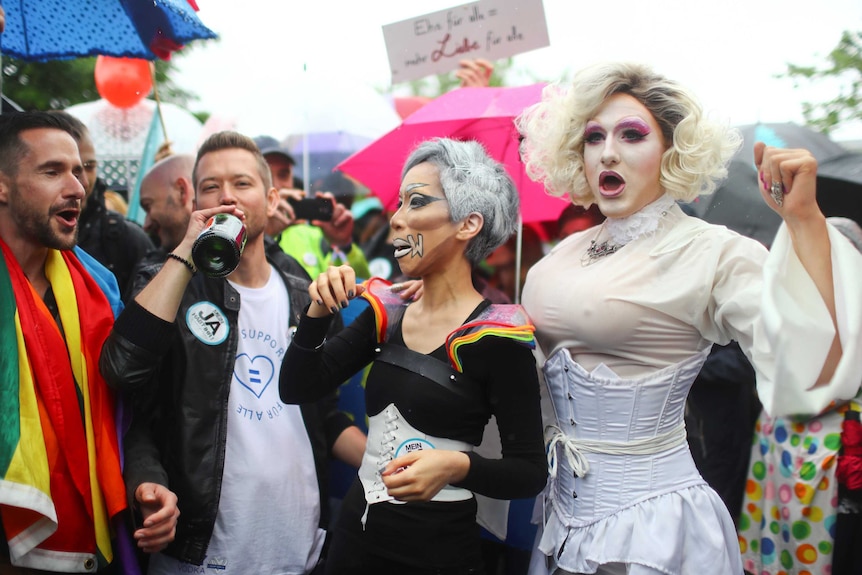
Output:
[516, 62, 741, 205]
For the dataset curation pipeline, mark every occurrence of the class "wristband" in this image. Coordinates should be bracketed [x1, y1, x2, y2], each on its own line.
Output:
[167, 252, 197, 275]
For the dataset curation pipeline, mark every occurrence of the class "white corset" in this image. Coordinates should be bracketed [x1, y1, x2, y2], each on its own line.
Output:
[359, 403, 474, 508]
[542, 346, 711, 526]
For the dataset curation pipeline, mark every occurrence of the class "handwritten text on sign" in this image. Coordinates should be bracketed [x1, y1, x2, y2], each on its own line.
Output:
[383, 0, 550, 84]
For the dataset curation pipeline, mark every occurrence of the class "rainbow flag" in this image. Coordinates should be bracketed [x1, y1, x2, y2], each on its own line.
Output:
[0, 241, 127, 571]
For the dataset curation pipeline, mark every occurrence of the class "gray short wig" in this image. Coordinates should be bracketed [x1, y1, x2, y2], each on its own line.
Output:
[401, 138, 519, 265]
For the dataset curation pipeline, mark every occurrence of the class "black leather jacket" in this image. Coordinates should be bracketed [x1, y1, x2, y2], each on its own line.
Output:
[100, 247, 352, 565]
[78, 179, 154, 301]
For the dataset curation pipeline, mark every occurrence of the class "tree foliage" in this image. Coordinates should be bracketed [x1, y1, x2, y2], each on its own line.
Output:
[2, 57, 98, 110]
[785, 31, 862, 134]
[2, 54, 197, 111]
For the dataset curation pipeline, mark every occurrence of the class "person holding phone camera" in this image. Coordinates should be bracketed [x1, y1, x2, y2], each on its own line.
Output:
[253, 136, 370, 280]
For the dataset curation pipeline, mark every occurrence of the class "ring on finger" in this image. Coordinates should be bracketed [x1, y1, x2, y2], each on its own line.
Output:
[770, 181, 784, 207]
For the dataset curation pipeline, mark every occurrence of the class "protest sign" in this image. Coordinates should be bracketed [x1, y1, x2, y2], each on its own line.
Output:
[383, 0, 549, 84]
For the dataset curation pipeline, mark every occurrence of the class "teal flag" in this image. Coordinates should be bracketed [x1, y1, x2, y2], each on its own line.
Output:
[126, 107, 165, 226]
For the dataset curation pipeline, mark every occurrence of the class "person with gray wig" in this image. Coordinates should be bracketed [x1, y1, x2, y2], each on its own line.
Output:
[400, 138, 520, 266]
[279, 137, 547, 574]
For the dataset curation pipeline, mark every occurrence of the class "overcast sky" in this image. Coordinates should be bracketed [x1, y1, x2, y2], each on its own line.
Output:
[172, 0, 862, 141]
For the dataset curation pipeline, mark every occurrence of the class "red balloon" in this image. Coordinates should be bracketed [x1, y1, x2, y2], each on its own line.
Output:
[94, 56, 153, 109]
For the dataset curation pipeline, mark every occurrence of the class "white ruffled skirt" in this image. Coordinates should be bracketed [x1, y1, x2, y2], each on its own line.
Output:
[530, 349, 744, 575]
[531, 482, 742, 574]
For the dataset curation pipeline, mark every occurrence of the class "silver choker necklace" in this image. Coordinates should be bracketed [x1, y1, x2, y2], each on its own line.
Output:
[581, 233, 622, 266]
[581, 194, 675, 267]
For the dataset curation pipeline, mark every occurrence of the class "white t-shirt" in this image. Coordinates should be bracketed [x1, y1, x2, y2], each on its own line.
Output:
[149, 266, 324, 575]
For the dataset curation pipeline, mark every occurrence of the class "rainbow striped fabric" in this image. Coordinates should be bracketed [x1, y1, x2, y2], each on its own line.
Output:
[446, 314, 536, 373]
[0, 240, 127, 571]
[359, 277, 536, 372]
[359, 277, 397, 344]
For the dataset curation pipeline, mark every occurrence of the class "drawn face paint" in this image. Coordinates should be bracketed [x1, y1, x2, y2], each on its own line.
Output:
[390, 162, 460, 276]
[391, 186, 447, 259]
[393, 233, 424, 259]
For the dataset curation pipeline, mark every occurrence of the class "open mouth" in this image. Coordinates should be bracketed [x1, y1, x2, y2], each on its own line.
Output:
[392, 238, 411, 259]
[55, 208, 80, 228]
[599, 171, 625, 197]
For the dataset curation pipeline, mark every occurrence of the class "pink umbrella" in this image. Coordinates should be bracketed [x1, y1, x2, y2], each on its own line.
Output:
[337, 84, 568, 224]
[393, 96, 432, 119]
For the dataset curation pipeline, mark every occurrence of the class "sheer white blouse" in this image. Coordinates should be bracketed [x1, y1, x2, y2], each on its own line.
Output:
[523, 202, 862, 417]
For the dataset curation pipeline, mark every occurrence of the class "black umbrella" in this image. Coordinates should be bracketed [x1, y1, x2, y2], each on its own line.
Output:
[815, 153, 862, 225]
[688, 123, 859, 247]
[734, 122, 847, 166]
[686, 159, 782, 248]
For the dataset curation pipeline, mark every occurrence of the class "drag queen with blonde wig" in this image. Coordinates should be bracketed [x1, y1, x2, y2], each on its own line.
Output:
[517, 61, 862, 575]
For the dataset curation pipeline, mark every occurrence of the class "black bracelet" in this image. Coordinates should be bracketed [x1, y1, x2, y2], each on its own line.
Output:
[167, 252, 196, 275]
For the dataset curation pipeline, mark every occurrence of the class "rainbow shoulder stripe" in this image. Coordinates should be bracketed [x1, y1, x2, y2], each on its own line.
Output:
[446, 307, 536, 373]
[358, 277, 536, 372]
[359, 277, 408, 343]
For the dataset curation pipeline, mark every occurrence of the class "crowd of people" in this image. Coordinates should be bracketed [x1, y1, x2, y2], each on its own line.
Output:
[1, 56, 861, 575]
